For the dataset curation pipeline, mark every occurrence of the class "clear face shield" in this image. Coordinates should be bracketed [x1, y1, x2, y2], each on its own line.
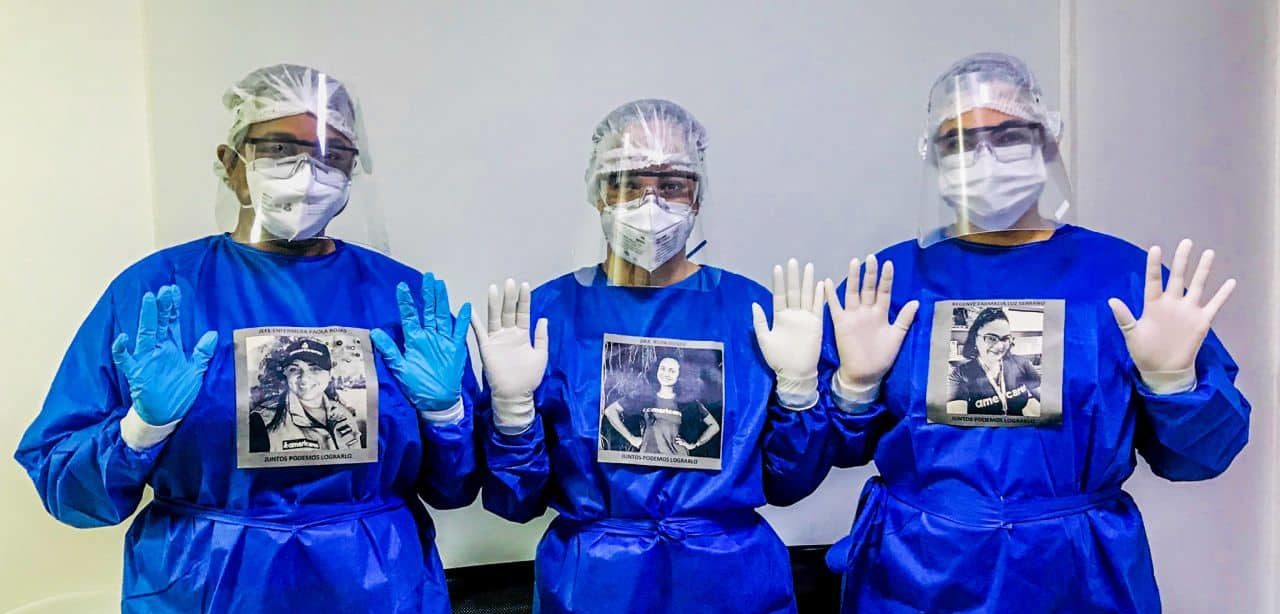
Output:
[918, 71, 1074, 247]
[214, 65, 388, 252]
[574, 99, 711, 288]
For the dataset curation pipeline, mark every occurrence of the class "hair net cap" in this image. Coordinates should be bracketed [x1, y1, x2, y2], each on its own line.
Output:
[224, 63, 360, 148]
[214, 63, 371, 184]
[928, 52, 1062, 139]
[585, 99, 709, 205]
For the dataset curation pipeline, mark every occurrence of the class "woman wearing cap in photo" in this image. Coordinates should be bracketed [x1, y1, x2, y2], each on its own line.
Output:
[14, 64, 478, 613]
[249, 337, 364, 452]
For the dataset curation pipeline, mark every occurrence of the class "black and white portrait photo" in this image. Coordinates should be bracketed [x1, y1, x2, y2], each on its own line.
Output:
[234, 326, 379, 468]
[926, 300, 1064, 427]
[598, 334, 725, 471]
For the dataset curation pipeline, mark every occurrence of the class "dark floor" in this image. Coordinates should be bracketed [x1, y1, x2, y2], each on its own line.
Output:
[447, 544, 841, 613]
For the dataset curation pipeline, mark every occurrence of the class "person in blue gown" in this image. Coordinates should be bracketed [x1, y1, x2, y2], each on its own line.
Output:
[817, 53, 1250, 613]
[469, 99, 832, 613]
[14, 64, 478, 613]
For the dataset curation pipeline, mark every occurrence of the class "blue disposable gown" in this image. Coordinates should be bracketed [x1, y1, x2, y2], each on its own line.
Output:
[480, 266, 832, 614]
[822, 226, 1250, 613]
[15, 235, 480, 613]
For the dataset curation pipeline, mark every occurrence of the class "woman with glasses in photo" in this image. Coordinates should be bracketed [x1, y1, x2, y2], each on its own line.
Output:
[946, 307, 1042, 417]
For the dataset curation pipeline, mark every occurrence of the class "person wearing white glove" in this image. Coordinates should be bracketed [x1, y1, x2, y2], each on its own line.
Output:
[824, 52, 1251, 614]
[472, 279, 548, 436]
[1108, 239, 1237, 395]
[478, 99, 833, 614]
[751, 259, 826, 409]
[824, 254, 919, 409]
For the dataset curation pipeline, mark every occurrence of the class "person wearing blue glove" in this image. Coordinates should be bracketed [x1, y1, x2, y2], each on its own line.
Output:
[372, 273, 474, 422]
[14, 64, 479, 613]
[110, 285, 219, 431]
[818, 52, 1250, 613]
[475, 100, 832, 614]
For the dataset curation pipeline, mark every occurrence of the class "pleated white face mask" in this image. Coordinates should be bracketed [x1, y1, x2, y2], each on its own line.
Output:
[939, 148, 1047, 231]
[245, 155, 351, 241]
[600, 195, 695, 272]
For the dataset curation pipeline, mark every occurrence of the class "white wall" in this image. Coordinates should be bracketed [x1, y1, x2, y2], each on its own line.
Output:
[1072, 1, 1278, 612]
[0, 1, 155, 612]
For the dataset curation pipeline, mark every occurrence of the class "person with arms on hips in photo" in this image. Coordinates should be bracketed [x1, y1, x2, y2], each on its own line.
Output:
[250, 338, 363, 452]
[808, 52, 1249, 613]
[13, 64, 479, 613]
[473, 99, 832, 613]
[603, 356, 721, 455]
[946, 307, 1042, 416]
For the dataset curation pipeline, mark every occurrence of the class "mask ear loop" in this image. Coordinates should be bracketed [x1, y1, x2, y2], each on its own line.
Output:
[225, 145, 255, 211]
[681, 179, 706, 260]
[219, 141, 268, 244]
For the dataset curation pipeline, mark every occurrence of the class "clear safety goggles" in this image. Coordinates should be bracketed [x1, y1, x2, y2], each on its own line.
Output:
[932, 121, 1045, 169]
[597, 171, 700, 208]
[246, 137, 360, 176]
[243, 151, 351, 190]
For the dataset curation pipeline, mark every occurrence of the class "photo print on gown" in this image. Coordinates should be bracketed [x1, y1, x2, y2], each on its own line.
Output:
[925, 300, 1065, 427]
[598, 334, 725, 470]
[235, 326, 379, 468]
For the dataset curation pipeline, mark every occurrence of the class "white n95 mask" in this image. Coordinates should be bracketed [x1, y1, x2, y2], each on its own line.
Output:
[600, 195, 695, 272]
[938, 148, 1047, 232]
[245, 155, 351, 241]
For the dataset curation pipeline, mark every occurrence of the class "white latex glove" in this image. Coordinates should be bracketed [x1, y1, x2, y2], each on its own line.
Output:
[471, 279, 549, 435]
[825, 255, 919, 404]
[1108, 239, 1236, 394]
[752, 259, 825, 409]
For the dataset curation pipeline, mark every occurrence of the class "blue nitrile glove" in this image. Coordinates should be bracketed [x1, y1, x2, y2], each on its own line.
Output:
[371, 272, 472, 416]
[111, 285, 218, 426]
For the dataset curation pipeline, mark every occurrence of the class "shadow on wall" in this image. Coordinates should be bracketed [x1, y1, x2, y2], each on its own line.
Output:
[6, 591, 118, 614]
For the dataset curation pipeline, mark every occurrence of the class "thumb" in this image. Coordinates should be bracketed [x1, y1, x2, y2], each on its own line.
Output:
[1108, 298, 1138, 331]
[470, 310, 488, 351]
[824, 280, 846, 324]
[892, 300, 921, 332]
[190, 331, 219, 372]
[750, 302, 769, 340]
[452, 302, 473, 347]
[111, 333, 134, 370]
[370, 328, 405, 369]
[533, 318, 549, 352]
[811, 280, 826, 316]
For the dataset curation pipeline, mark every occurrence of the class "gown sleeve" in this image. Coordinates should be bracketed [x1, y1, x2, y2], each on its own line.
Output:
[479, 382, 552, 523]
[1133, 329, 1250, 481]
[416, 353, 484, 509]
[761, 386, 835, 506]
[13, 286, 164, 528]
[822, 278, 900, 470]
[759, 283, 835, 506]
[479, 289, 555, 524]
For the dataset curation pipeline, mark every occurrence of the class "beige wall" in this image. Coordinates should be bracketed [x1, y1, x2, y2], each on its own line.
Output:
[0, 1, 155, 611]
